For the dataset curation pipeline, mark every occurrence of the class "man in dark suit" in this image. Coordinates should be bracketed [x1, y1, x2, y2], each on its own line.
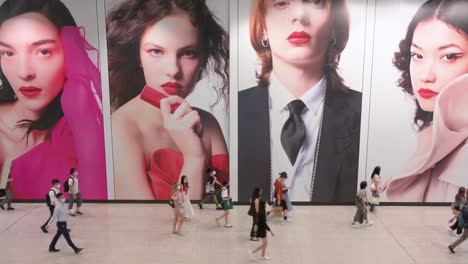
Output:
[238, 83, 361, 203]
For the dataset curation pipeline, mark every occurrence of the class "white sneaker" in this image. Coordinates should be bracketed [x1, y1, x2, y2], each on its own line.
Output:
[364, 221, 373, 226]
[350, 223, 360, 228]
[284, 218, 293, 223]
[260, 255, 271, 260]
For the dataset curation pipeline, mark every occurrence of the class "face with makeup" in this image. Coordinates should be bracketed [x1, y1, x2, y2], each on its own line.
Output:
[139, 12, 202, 99]
[264, 0, 333, 67]
[410, 19, 468, 112]
[0, 12, 65, 113]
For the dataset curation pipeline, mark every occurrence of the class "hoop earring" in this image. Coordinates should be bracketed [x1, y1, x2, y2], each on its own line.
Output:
[330, 38, 336, 47]
[262, 38, 269, 48]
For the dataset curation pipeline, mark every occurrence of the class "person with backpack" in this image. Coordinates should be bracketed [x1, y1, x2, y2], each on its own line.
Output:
[198, 168, 223, 210]
[45, 193, 83, 254]
[66, 168, 82, 216]
[449, 188, 468, 254]
[351, 181, 373, 227]
[41, 179, 61, 233]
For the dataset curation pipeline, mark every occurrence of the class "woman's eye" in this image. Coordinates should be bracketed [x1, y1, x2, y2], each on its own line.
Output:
[306, 0, 323, 5]
[0, 51, 14, 57]
[442, 53, 461, 62]
[38, 49, 51, 56]
[274, 1, 289, 8]
[181, 50, 197, 58]
[410, 52, 423, 60]
[150, 49, 162, 56]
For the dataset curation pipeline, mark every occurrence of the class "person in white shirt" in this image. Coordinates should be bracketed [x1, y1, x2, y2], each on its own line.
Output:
[67, 168, 83, 216]
[41, 179, 61, 233]
[216, 181, 233, 228]
[46, 193, 83, 254]
[369, 166, 381, 213]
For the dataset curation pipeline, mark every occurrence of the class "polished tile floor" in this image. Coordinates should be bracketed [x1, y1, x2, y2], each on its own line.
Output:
[0, 204, 465, 264]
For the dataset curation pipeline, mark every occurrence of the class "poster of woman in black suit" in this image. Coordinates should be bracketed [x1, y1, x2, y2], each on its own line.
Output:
[238, 0, 363, 202]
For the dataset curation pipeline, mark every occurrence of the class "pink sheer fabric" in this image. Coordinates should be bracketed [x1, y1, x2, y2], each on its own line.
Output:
[9, 26, 107, 199]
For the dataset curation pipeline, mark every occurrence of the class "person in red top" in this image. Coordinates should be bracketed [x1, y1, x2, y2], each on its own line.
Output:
[274, 172, 290, 222]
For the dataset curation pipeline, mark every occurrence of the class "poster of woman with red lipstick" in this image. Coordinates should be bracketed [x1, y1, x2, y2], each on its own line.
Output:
[0, 0, 107, 199]
[366, 0, 468, 202]
[236, 0, 367, 202]
[106, 0, 230, 200]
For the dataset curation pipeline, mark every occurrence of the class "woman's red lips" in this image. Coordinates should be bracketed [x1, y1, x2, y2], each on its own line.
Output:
[19, 86, 42, 98]
[161, 82, 182, 95]
[287, 31, 311, 45]
[418, 88, 438, 99]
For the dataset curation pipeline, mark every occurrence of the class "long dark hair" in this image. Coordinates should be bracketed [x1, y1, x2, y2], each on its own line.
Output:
[251, 187, 261, 201]
[180, 175, 189, 188]
[106, 0, 229, 111]
[393, 0, 468, 130]
[455, 187, 466, 202]
[250, 0, 350, 93]
[371, 166, 381, 180]
[0, 0, 77, 141]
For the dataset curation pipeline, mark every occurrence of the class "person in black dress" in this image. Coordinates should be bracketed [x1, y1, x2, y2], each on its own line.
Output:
[249, 200, 274, 261]
[249, 187, 261, 241]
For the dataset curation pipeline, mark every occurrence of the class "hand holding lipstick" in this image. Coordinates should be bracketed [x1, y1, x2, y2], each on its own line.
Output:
[160, 96, 205, 158]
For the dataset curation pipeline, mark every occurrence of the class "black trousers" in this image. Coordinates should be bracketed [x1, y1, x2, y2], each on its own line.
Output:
[49, 222, 78, 251]
[42, 205, 55, 228]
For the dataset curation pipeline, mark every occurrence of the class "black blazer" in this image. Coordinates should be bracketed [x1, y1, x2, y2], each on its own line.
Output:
[238, 84, 362, 203]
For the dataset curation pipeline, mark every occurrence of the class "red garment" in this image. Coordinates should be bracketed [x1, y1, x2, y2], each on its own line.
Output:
[148, 149, 229, 200]
[274, 179, 284, 201]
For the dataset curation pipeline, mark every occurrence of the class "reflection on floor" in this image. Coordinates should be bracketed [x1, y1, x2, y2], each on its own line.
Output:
[0, 204, 465, 264]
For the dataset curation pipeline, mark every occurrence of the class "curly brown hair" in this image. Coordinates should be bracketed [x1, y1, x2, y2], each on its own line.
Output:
[249, 0, 350, 93]
[393, 0, 468, 130]
[106, 0, 229, 111]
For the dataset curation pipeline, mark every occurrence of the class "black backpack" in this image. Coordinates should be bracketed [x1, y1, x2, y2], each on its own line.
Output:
[64, 177, 74, 192]
[46, 189, 57, 207]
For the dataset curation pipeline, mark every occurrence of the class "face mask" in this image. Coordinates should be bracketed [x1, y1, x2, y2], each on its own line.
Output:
[55, 184, 61, 189]
[60, 198, 66, 203]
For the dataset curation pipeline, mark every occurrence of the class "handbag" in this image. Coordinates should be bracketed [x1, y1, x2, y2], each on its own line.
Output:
[248, 204, 255, 216]
[369, 195, 380, 205]
[168, 199, 175, 208]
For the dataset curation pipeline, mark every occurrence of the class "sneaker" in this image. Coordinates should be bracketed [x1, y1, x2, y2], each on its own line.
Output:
[224, 224, 233, 228]
[260, 255, 271, 260]
[448, 245, 455, 254]
[76, 211, 83, 215]
[350, 223, 360, 228]
[364, 221, 373, 226]
[69, 213, 76, 217]
[284, 218, 293, 223]
[7, 207, 14, 210]
[49, 248, 60, 253]
[74, 248, 83, 254]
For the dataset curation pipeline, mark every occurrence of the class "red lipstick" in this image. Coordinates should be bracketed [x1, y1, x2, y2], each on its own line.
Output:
[161, 82, 182, 96]
[287, 31, 311, 45]
[19, 86, 42, 98]
[418, 88, 438, 99]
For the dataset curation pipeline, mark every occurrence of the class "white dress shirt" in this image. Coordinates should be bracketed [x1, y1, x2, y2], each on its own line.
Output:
[269, 74, 326, 201]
